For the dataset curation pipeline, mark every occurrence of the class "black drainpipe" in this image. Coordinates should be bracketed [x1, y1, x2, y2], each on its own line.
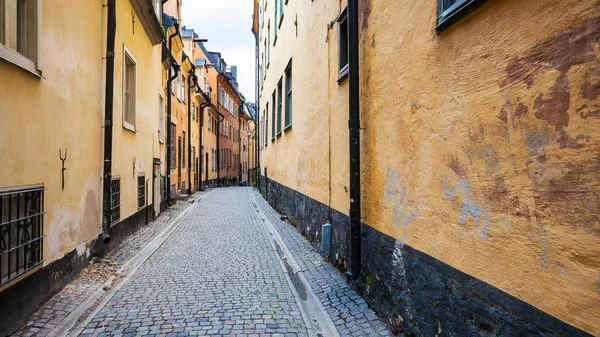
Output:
[187, 66, 197, 195]
[216, 114, 224, 187]
[166, 20, 180, 203]
[101, 0, 116, 244]
[200, 100, 211, 190]
[347, 0, 361, 279]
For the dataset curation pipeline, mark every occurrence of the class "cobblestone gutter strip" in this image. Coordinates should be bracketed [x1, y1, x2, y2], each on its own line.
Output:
[250, 190, 341, 337]
[68, 190, 214, 337]
[253, 190, 393, 337]
[12, 191, 211, 337]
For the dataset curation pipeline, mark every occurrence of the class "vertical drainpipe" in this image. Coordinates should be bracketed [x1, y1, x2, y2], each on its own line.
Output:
[238, 106, 242, 185]
[253, 24, 260, 192]
[187, 66, 196, 195]
[166, 20, 180, 203]
[217, 113, 224, 186]
[347, 0, 362, 279]
[200, 100, 210, 190]
[101, 0, 116, 244]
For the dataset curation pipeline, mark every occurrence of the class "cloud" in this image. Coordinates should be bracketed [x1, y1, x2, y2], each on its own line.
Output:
[182, 0, 256, 102]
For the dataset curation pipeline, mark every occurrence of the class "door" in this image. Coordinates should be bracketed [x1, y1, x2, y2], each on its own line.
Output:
[177, 137, 182, 194]
[153, 160, 161, 217]
[205, 153, 209, 187]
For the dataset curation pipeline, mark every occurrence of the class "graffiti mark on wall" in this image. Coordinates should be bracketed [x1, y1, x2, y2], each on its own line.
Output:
[443, 177, 489, 239]
[384, 167, 420, 244]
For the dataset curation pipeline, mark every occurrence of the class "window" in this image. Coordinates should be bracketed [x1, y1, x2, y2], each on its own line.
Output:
[274, 0, 278, 37]
[337, 7, 348, 80]
[182, 131, 186, 168]
[267, 22, 271, 65]
[159, 94, 165, 143]
[0, 186, 44, 286]
[138, 175, 145, 210]
[436, 0, 476, 31]
[277, 78, 282, 135]
[170, 67, 176, 95]
[170, 123, 176, 168]
[110, 178, 121, 224]
[181, 75, 186, 102]
[279, 0, 284, 27]
[0, 0, 41, 75]
[285, 61, 292, 129]
[271, 90, 276, 141]
[192, 103, 195, 120]
[123, 49, 137, 130]
[264, 105, 269, 146]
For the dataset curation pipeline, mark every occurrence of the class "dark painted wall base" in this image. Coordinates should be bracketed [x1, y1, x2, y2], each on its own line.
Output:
[0, 204, 153, 337]
[259, 175, 592, 337]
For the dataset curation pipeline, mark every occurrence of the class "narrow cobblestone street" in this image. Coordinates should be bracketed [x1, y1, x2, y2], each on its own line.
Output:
[33, 187, 391, 337]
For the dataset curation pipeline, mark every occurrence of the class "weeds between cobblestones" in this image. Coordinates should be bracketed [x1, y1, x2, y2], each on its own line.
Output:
[12, 193, 206, 337]
[253, 190, 392, 337]
[13, 188, 391, 337]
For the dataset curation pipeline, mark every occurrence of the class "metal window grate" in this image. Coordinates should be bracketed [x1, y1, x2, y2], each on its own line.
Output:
[110, 178, 120, 224]
[138, 175, 145, 210]
[161, 175, 167, 201]
[0, 187, 45, 286]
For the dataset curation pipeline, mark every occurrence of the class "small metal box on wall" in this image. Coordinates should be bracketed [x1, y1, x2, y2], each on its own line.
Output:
[321, 223, 332, 256]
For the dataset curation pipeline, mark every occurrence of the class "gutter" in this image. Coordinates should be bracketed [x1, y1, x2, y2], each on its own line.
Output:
[216, 113, 224, 187]
[187, 66, 197, 195]
[347, 0, 362, 278]
[166, 18, 180, 202]
[101, 0, 116, 244]
[199, 95, 211, 190]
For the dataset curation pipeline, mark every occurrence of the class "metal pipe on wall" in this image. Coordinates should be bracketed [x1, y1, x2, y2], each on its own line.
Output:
[347, 0, 362, 279]
[166, 20, 180, 203]
[101, 0, 116, 244]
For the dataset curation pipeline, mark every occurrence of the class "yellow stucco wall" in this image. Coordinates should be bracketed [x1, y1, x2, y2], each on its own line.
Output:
[0, 0, 164, 279]
[259, 0, 600, 334]
[0, 0, 104, 265]
[112, 0, 163, 220]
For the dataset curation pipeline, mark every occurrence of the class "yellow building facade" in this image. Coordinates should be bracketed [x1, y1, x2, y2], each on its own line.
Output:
[255, 0, 600, 335]
[0, 0, 164, 334]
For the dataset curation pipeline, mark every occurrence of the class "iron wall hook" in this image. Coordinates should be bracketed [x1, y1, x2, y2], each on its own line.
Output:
[59, 148, 68, 190]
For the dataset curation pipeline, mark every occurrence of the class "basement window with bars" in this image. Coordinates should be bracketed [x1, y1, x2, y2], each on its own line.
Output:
[0, 186, 44, 286]
[138, 175, 145, 210]
[110, 178, 121, 224]
[161, 175, 167, 201]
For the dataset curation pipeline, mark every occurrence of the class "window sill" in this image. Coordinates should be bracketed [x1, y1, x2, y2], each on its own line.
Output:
[0, 45, 42, 78]
[277, 131, 282, 138]
[278, 14, 284, 29]
[273, 34, 278, 46]
[284, 124, 292, 132]
[338, 65, 349, 84]
[123, 121, 137, 133]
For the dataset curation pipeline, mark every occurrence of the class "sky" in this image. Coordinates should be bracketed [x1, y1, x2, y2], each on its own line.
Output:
[182, 0, 256, 103]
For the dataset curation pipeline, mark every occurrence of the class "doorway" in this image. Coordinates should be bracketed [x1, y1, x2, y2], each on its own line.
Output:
[177, 136, 182, 195]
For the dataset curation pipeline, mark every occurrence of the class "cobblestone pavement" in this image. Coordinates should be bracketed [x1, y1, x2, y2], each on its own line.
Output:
[79, 187, 309, 337]
[12, 192, 207, 337]
[253, 191, 392, 337]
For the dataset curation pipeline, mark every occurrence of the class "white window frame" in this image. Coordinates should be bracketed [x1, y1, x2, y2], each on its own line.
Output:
[158, 92, 165, 143]
[123, 45, 137, 132]
[0, 0, 42, 77]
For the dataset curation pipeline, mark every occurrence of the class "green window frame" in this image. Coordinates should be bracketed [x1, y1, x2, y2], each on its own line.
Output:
[271, 90, 276, 141]
[284, 61, 292, 130]
[436, 0, 486, 33]
[337, 7, 348, 81]
[276, 78, 282, 136]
